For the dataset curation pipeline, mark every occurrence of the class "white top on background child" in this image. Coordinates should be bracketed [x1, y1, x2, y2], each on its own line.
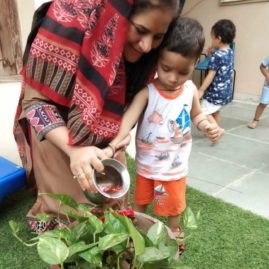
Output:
[261, 57, 269, 90]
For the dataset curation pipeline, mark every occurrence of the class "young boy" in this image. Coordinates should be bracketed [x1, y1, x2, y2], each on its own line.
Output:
[247, 56, 269, 129]
[198, 19, 236, 134]
[104, 17, 222, 252]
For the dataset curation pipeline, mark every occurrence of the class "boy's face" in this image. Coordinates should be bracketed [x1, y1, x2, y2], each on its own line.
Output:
[157, 49, 197, 91]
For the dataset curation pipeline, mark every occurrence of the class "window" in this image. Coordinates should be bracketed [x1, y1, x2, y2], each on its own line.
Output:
[220, 0, 269, 5]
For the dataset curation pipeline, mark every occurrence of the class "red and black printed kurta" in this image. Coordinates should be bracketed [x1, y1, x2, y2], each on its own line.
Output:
[14, 0, 133, 159]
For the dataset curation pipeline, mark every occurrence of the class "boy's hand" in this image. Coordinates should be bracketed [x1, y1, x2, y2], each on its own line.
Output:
[204, 122, 223, 144]
[115, 134, 131, 153]
[102, 134, 131, 159]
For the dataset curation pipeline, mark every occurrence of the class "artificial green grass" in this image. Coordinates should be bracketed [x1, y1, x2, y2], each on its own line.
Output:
[127, 155, 269, 269]
[0, 189, 47, 269]
[1, 156, 269, 269]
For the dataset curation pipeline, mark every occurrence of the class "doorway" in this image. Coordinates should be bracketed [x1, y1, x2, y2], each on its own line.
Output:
[0, 0, 22, 78]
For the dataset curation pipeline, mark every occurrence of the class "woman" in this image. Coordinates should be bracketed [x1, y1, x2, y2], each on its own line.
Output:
[14, 0, 180, 232]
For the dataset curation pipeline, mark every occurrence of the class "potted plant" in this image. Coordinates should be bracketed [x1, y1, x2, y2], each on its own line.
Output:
[9, 193, 198, 269]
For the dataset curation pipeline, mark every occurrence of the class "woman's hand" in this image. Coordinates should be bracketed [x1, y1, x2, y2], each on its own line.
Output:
[68, 146, 107, 192]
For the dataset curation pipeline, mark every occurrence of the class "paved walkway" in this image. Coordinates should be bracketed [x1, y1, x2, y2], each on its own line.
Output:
[1, 81, 269, 219]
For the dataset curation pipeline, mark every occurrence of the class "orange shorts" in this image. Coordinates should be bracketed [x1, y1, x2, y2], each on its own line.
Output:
[134, 174, 186, 217]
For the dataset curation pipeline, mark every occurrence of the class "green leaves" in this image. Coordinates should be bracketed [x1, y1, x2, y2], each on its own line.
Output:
[147, 221, 168, 246]
[9, 194, 199, 268]
[79, 246, 102, 267]
[37, 237, 69, 265]
[138, 246, 169, 263]
[43, 193, 79, 209]
[9, 220, 19, 234]
[104, 212, 127, 234]
[182, 207, 200, 230]
[112, 212, 145, 256]
[99, 233, 129, 250]
[137, 221, 178, 267]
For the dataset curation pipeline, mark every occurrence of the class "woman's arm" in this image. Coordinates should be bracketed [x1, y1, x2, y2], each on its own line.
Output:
[22, 86, 107, 192]
[45, 126, 107, 192]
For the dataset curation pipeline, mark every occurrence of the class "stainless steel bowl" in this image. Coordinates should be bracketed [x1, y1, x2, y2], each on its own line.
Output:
[84, 158, 130, 204]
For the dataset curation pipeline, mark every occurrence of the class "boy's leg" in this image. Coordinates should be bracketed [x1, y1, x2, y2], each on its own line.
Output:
[168, 214, 185, 254]
[248, 103, 267, 129]
[134, 174, 154, 213]
[133, 204, 148, 213]
[153, 178, 186, 253]
[167, 214, 181, 232]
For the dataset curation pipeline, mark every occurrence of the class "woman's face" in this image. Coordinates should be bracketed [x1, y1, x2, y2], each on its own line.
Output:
[123, 8, 174, 63]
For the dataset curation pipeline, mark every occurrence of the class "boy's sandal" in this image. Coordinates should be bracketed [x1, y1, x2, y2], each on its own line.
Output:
[173, 226, 185, 254]
[247, 119, 259, 129]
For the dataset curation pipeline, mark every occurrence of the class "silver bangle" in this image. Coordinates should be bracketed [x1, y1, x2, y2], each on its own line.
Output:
[196, 118, 207, 131]
[107, 143, 116, 158]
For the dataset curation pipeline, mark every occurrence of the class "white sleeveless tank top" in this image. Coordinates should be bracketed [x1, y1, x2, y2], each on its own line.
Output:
[135, 80, 196, 181]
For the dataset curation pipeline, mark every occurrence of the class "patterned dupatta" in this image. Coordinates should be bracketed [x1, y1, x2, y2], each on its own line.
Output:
[19, 0, 133, 146]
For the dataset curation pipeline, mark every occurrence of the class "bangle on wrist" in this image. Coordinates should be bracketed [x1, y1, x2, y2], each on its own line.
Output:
[107, 143, 116, 158]
[196, 118, 207, 131]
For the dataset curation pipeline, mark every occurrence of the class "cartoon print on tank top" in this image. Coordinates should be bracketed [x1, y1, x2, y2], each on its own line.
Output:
[168, 104, 191, 144]
[168, 104, 191, 168]
[137, 104, 191, 164]
[140, 111, 164, 145]
[148, 110, 170, 160]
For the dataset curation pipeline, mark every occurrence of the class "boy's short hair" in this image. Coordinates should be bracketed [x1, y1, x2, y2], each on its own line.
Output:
[160, 17, 205, 60]
[211, 19, 236, 44]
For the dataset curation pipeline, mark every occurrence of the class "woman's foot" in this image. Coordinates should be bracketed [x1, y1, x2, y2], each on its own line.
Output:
[247, 119, 259, 129]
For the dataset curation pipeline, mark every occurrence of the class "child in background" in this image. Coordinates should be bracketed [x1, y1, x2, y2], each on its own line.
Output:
[247, 56, 269, 129]
[198, 19, 236, 134]
[104, 17, 222, 252]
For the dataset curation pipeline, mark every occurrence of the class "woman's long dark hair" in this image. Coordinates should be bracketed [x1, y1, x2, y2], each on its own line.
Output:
[125, 0, 184, 103]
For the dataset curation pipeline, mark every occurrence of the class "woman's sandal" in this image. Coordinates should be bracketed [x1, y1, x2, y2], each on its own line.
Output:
[173, 226, 185, 254]
[247, 119, 259, 129]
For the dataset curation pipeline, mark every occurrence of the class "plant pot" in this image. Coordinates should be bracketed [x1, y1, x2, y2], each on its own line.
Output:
[134, 212, 179, 258]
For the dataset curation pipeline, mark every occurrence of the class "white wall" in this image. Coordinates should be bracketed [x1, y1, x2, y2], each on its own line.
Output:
[35, 0, 49, 9]
[16, 0, 35, 50]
